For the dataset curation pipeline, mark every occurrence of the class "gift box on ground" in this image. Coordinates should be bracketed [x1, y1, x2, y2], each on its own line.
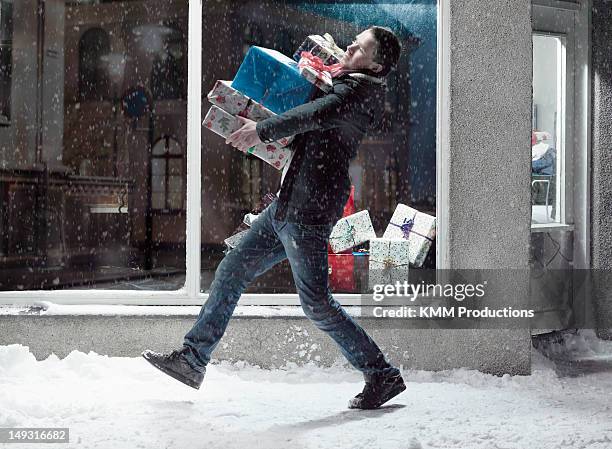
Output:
[368, 238, 410, 289]
[231, 46, 314, 114]
[382, 204, 437, 268]
[293, 34, 345, 65]
[223, 193, 278, 253]
[203, 105, 292, 170]
[207, 80, 293, 147]
[328, 210, 377, 253]
[224, 229, 250, 252]
[242, 192, 277, 226]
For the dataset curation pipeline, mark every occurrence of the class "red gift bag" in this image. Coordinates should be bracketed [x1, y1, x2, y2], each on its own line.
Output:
[328, 186, 356, 291]
[342, 185, 356, 217]
[328, 253, 355, 292]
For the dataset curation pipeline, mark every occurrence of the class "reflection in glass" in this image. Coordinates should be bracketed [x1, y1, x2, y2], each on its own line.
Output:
[200, 0, 437, 294]
[0, 1, 188, 291]
[0, 0, 13, 122]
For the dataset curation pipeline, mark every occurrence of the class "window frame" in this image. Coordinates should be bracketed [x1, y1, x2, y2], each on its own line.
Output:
[530, 0, 591, 272]
[0, 0, 446, 305]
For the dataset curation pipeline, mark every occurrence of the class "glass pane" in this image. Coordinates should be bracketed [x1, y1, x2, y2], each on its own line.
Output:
[532, 34, 562, 225]
[151, 158, 165, 176]
[167, 192, 183, 210]
[168, 175, 182, 193]
[152, 138, 167, 156]
[200, 1, 437, 294]
[168, 138, 182, 155]
[152, 192, 165, 210]
[0, 1, 188, 291]
[151, 175, 165, 193]
[168, 159, 182, 177]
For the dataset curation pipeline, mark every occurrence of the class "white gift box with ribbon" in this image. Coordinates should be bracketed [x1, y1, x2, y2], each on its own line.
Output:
[382, 204, 436, 267]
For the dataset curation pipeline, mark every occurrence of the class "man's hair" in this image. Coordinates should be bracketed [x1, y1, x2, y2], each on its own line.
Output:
[369, 26, 402, 76]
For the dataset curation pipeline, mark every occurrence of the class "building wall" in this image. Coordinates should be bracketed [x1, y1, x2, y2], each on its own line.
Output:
[591, 0, 612, 338]
[1, 0, 535, 375]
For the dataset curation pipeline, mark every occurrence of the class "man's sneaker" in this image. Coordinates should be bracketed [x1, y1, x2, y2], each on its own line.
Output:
[348, 371, 406, 409]
[142, 347, 205, 390]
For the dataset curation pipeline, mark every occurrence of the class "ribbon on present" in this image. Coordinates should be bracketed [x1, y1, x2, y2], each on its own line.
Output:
[371, 240, 410, 284]
[330, 220, 358, 249]
[370, 257, 410, 285]
[390, 213, 435, 242]
[298, 52, 344, 78]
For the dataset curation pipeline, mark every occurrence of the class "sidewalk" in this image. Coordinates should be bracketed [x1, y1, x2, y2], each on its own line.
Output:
[1, 338, 611, 449]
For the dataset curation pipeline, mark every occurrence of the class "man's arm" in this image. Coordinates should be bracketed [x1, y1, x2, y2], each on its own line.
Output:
[256, 81, 367, 143]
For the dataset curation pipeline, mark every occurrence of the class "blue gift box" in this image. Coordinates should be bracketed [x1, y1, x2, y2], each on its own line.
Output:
[231, 46, 314, 114]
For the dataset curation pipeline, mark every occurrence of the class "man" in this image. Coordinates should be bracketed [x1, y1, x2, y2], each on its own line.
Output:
[143, 26, 405, 410]
[531, 131, 556, 176]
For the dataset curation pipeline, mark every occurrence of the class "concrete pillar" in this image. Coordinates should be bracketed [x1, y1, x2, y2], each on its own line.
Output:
[436, 0, 533, 373]
[591, 0, 612, 339]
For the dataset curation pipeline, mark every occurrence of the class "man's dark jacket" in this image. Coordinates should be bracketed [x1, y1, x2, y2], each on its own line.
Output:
[255, 71, 387, 225]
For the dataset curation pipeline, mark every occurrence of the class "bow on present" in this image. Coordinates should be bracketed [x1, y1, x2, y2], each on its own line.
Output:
[390, 213, 435, 242]
[330, 221, 357, 249]
[298, 51, 344, 78]
[371, 241, 410, 284]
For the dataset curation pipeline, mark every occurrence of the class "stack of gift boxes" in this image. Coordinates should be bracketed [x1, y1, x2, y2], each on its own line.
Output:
[328, 204, 437, 290]
[226, 197, 437, 289]
[209, 34, 344, 251]
[203, 34, 345, 170]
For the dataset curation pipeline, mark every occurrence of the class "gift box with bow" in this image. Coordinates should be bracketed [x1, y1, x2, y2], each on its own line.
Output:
[368, 238, 411, 289]
[382, 204, 437, 268]
[293, 33, 345, 65]
[328, 210, 377, 253]
[297, 52, 343, 93]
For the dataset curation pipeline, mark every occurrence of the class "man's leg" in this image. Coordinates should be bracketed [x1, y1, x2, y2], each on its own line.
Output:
[277, 221, 400, 378]
[182, 201, 287, 371]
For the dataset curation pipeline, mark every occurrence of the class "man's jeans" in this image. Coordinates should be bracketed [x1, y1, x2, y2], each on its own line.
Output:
[183, 199, 400, 377]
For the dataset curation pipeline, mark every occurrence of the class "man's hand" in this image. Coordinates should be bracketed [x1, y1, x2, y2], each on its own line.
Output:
[226, 116, 262, 153]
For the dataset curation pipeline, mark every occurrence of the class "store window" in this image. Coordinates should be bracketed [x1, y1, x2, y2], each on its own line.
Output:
[1, 0, 437, 301]
[0, 0, 12, 123]
[200, 0, 437, 295]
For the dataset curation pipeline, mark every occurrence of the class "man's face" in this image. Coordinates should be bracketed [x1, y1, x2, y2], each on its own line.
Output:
[340, 30, 382, 73]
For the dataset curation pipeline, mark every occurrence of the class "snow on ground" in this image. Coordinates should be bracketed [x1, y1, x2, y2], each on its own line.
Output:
[1, 333, 612, 449]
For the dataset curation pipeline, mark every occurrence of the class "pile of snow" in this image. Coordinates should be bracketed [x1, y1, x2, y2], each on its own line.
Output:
[1, 344, 612, 449]
[535, 329, 612, 361]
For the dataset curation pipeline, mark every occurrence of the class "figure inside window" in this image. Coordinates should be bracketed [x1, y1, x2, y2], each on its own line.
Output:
[531, 130, 556, 176]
